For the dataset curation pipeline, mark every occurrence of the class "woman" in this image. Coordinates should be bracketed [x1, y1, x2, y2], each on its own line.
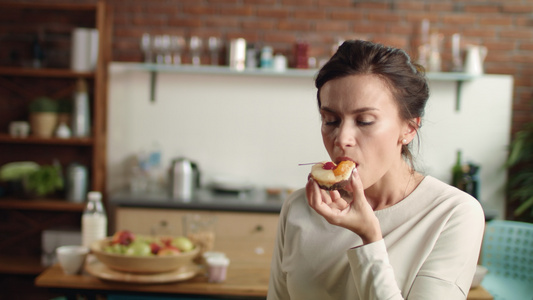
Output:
[267, 40, 485, 299]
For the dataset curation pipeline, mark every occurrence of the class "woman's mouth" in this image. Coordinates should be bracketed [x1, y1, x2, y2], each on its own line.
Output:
[335, 156, 357, 167]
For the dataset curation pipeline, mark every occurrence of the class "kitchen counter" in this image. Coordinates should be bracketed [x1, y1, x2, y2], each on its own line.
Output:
[110, 188, 498, 220]
[110, 188, 285, 213]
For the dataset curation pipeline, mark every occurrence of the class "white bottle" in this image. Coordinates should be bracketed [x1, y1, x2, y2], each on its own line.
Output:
[81, 191, 107, 248]
[71, 78, 90, 137]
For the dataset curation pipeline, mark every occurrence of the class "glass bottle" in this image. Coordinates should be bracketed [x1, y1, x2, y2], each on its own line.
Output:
[81, 191, 107, 247]
[451, 150, 463, 188]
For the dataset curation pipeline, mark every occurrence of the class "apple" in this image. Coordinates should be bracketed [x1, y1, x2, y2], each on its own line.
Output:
[159, 237, 173, 247]
[111, 230, 135, 246]
[125, 241, 152, 256]
[150, 241, 162, 255]
[105, 243, 126, 254]
[157, 246, 181, 256]
[171, 236, 194, 252]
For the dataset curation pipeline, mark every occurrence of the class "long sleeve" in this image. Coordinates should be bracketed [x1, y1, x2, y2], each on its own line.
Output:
[347, 240, 403, 299]
[347, 198, 485, 300]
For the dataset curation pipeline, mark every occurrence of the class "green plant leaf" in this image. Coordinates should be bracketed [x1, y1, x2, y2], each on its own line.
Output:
[514, 196, 533, 216]
[506, 122, 533, 222]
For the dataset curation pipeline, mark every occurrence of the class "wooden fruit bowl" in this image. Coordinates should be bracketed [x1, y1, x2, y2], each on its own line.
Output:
[90, 237, 200, 274]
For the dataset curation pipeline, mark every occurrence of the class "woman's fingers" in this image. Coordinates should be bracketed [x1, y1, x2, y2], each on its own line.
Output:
[349, 168, 366, 206]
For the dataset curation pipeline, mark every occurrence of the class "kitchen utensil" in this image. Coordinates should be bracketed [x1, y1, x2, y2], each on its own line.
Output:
[464, 45, 487, 75]
[169, 157, 200, 201]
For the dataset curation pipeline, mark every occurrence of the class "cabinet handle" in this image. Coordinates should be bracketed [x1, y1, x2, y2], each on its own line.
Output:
[255, 225, 264, 232]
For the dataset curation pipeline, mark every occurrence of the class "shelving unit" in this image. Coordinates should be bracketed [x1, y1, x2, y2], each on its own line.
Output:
[111, 62, 478, 109]
[0, 1, 112, 276]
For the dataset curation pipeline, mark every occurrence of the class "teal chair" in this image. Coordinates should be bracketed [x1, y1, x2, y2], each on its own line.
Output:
[480, 220, 533, 300]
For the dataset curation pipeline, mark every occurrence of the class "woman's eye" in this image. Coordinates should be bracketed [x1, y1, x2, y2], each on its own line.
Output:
[357, 120, 373, 126]
[323, 118, 339, 126]
[357, 117, 375, 126]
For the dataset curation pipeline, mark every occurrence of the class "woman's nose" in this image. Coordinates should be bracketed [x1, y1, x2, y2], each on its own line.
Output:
[335, 122, 356, 149]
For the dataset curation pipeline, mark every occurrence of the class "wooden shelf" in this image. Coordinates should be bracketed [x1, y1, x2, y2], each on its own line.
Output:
[0, 2, 97, 11]
[0, 1, 110, 283]
[0, 254, 45, 275]
[0, 197, 85, 212]
[112, 62, 478, 107]
[0, 66, 94, 79]
[0, 133, 93, 146]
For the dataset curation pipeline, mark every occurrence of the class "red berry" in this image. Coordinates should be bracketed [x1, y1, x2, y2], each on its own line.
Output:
[322, 162, 336, 170]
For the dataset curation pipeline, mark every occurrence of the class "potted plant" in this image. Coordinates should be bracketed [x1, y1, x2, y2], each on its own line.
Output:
[0, 161, 39, 197]
[24, 164, 64, 197]
[506, 122, 533, 223]
[0, 161, 63, 198]
[29, 96, 58, 137]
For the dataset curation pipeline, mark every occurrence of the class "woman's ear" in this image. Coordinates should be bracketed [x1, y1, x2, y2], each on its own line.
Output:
[402, 117, 420, 144]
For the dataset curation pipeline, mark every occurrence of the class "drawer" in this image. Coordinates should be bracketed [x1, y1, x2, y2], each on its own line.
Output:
[114, 207, 279, 243]
[115, 207, 214, 236]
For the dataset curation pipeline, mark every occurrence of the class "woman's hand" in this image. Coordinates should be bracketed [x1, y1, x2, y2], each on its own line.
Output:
[306, 169, 382, 244]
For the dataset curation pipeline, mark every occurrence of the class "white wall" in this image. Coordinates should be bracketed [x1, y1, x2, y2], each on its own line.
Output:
[107, 64, 513, 218]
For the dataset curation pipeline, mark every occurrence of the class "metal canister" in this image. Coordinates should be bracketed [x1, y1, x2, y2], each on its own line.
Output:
[66, 163, 88, 203]
[229, 38, 246, 71]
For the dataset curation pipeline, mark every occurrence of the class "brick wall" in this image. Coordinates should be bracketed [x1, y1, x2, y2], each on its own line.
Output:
[2, 0, 532, 133]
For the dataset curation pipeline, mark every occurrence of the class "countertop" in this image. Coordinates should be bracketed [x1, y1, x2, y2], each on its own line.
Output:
[110, 187, 498, 221]
[110, 188, 286, 213]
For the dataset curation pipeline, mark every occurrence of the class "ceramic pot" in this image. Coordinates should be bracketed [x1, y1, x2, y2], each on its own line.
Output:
[30, 112, 58, 137]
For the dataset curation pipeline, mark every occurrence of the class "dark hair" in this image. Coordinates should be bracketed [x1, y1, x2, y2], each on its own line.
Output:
[315, 40, 429, 164]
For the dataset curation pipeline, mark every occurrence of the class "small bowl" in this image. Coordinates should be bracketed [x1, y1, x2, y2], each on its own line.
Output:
[90, 237, 200, 274]
[471, 265, 488, 288]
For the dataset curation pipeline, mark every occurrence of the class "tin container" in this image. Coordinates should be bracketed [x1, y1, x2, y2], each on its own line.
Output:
[229, 38, 246, 71]
[66, 163, 88, 203]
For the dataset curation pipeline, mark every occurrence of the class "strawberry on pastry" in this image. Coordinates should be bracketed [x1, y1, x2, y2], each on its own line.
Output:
[309, 160, 356, 190]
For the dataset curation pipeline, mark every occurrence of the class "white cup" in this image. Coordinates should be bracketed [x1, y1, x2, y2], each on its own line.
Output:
[56, 245, 89, 275]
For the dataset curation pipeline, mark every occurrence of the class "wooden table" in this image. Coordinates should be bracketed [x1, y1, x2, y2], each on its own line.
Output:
[35, 240, 493, 300]
[35, 264, 493, 300]
[36, 239, 271, 299]
[36, 260, 268, 299]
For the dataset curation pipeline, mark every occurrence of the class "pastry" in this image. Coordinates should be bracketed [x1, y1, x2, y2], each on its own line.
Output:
[309, 160, 356, 190]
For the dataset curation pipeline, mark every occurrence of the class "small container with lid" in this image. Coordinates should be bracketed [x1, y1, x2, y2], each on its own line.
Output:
[260, 46, 273, 69]
[205, 254, 230, 283]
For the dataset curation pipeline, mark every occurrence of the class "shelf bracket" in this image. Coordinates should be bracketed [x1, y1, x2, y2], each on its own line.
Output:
[150, 71, 157, 102]
[455, 80, 463, 111]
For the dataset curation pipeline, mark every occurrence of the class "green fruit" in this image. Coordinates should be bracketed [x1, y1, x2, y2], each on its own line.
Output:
[125, 241, 152, 256]
[171, 236, 194, 252]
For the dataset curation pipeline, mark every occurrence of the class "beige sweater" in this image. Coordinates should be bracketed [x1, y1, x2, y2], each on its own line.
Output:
[267, 176, 485, 300]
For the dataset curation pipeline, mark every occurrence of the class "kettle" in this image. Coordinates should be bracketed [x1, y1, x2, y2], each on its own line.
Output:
[169, 157, 200, 201]
[464, 45, 488, 75]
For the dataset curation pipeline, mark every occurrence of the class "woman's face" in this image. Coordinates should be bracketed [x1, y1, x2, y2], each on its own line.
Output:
[319, 74, 413, 189]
